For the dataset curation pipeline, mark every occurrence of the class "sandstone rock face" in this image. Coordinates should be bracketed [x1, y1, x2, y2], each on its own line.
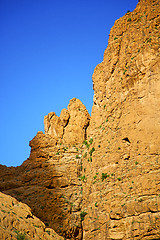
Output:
[0, 99, 90, 239]
[0, 192, 64, 240]
[44, 98, 90, 145]
[83, 0, 160, 239]
[0, 132, 84, 239]
[0, 0, 160, 239]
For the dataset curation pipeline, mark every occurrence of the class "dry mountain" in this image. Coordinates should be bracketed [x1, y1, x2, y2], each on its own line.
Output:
[0, 0, 160, 239]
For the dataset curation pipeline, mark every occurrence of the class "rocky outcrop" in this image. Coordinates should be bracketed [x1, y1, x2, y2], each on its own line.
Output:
[0, 0, 160, 239]
[0, 131, 84, 239]
[44, 98, 90, 145]
[0, 192, 64, 240]
[0, 97, 91, 239]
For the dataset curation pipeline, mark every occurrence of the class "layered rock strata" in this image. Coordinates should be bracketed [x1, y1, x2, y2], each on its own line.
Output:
[0, 0, 160, 239]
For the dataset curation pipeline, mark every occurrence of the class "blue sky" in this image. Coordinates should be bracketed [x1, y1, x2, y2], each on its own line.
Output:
[0, 0, 138, 167]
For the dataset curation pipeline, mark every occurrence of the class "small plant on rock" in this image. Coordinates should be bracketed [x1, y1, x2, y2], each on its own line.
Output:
[147, 38, 151, 42]
[83, 140, 89, 148]
[80, 211, 87, 221]
[102, 173, 109, 181]
[83, 152, 87, 158]
[80, 175, 86, 182]
[89, 147, 95, 156]
[16, 233, 27, 240]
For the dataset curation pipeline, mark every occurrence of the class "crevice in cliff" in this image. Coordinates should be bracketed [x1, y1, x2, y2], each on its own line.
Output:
[63, 115, 70, 128]
[60, 185, 69, 188]
[122, 137, 131, 143]
[84, 119, 90, 140]
[61, 115, 70, 141]
[46, 185, 56, 189]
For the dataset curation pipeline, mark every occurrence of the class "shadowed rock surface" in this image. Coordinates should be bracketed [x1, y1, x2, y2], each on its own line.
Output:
[0, 192, 64, 240]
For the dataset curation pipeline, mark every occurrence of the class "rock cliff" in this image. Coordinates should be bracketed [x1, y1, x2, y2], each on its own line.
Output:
[0, 0, 160, 239]
[44, 98, 90, 145]
[0, 192, 64, 240]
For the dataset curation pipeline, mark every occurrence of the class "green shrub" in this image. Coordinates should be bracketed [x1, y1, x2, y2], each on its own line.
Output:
[80, 175, 86, 182]
[102, 173, 109, 181]
[127, 18, 131, 22]
[45, 230, 50, 235]
[123, 69, 127, 75]
[147, 38, 151, 42]
[83, 140, 87, 145]
[88, 157, 92, 162]
[16, 233, 27, 240]
[83, 152, 87, 158]
[89, 147, 95, 156]
[80, 211, 87, 221]
[83, 140, 89, 148]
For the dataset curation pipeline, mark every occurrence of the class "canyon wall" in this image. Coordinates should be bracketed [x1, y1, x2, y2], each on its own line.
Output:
[83, 0, 160, 238]
[0, 192, 64, 240]
[0, 0, 160, 239]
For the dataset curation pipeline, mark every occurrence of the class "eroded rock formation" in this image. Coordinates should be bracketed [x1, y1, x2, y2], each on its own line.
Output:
[0, 0, 160, 239]
[0, 132, 84, 239]
[44, 98, 90, 145]
[0, 192, 64, 240]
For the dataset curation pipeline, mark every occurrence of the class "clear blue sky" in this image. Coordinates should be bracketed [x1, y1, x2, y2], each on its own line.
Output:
[0, 0, 138, 167]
